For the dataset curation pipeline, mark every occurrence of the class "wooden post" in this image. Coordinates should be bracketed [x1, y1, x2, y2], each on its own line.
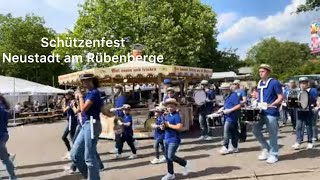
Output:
[111, 78, 115, 105]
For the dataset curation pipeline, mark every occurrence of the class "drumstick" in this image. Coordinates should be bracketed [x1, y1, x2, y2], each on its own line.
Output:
[268, 105, 277, 108]
[90, 116, 95, 140]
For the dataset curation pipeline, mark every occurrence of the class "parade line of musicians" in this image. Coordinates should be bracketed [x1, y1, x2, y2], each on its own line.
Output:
[0, 63, 319, 180]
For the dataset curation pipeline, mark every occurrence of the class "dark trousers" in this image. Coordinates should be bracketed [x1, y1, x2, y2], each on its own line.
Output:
[239, 121, 247, 142]
[154, 138, 165, 159]
[62, 123, 76, 151]
[165, 143, 187, 174]
[296, 115, 313, 143]
[116, 134, 136, 155]
[223, 121, 239, 149]
[288, 109, 297, 130]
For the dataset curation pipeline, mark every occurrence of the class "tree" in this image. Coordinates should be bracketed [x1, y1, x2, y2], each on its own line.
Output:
[245, 37, 313, 80]
[296, 0, 320, 13]
[0, 14, 71, 86]
[210, 48, 244, 73]
[54, 0, 219, 70]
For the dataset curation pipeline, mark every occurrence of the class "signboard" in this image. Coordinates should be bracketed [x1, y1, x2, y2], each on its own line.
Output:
[311, 21, 320, 54]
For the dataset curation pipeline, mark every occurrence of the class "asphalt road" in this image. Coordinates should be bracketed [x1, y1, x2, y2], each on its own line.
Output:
[2, 121, 320, 180]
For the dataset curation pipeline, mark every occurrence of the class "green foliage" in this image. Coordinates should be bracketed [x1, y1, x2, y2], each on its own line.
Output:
[0, 13, 72, 86]
[245, 37, 313, 81]
[296, 0, 320, 13]
[211, 48, 244, 73]
[54, 0, 219, 70]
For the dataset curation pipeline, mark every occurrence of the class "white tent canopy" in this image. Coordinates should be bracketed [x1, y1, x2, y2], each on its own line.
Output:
[0, 75, 66, 95]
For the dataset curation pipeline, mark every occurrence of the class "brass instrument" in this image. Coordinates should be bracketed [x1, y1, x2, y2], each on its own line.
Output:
[113, 116, 124, 135]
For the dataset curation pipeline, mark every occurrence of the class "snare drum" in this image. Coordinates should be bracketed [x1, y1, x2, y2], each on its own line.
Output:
[287, 90, 309, 109]
[207, 115, 222, 128]
[241, 108, 261, 122]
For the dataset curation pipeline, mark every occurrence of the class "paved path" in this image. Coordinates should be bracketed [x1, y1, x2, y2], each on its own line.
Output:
[3, 121, 320, 180]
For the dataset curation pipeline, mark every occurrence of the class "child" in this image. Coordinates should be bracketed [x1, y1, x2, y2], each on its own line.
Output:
[150, 106, 166, 164]
[115, 104, 137, 159]
[292, 77, 315, 150]
[161, 98, 191, 180]
[217, 83, 241, 155]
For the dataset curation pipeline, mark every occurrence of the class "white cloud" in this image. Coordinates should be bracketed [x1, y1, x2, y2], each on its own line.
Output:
[45, 0, 84, 13]
[0, 0, 84, 33]
[218, 0, 317, 59]
[217, 12, 239, 30]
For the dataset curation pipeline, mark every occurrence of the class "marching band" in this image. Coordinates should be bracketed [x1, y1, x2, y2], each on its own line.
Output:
[1, 63, 320, 180]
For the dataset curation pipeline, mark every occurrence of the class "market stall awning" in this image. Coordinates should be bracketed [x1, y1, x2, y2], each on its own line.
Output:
[211, 71, 251, 80]
[58, 61, 212, 85]
[0, 75, 67, 95]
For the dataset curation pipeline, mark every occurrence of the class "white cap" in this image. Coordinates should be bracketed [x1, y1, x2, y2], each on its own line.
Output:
[233, 80, 240, 84]
[200, 80, 209, 85]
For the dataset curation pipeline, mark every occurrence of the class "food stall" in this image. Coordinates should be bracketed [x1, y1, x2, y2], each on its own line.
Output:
[58, 60, 212, 139]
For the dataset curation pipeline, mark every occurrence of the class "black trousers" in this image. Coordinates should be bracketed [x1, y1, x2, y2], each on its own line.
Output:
[62, 123, 77, 151]
[239, 121, 247, 142]
[115, 134, 136, 154]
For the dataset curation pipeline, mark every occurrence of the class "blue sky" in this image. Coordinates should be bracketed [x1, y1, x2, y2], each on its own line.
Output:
[0, 0, 317, 59]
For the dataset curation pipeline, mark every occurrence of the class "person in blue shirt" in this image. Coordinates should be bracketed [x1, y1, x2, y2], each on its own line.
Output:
[0, 95, 17, 180]
[71, 74, 103, 180]
[291, 77, 315, 150]
[216, 83, 241, 155]
[253, 64, 283, 164]
[197, 80, 216, 141]
[150, 106, 166, 164]
[61, 89, 78, 160]
[232, 79, 248, 142]
[308, 81, 319, 142]
[115, 104, 137, 159]
[114, 84, 127, 118]
[160, 98, 191, 180]
[66, 99, 104, 174]
[284, 80, 299, 130]
[162, 79, 172, 102]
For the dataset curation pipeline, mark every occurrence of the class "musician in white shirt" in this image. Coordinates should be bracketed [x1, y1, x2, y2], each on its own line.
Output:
[197, 80, 216, 141]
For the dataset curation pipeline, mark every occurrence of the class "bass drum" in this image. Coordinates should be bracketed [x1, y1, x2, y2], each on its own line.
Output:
[299, 90, 309, 109]
[193, 90, 206, 106]
[287, 90, 309, 109]
[144, 117, 156, 132]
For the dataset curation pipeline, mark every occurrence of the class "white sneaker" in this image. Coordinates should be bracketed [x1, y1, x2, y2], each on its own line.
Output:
[128, 154, 138, 159]
[219, 146, 229, 155]
[182, 161, 191, 176]
[159, 156, 166, 163]
[292, 143, 300, 150]
[109, 148, 118, 154]
[196, 136, 205, 141]
[115, 154, 122, 159]
[9, 154, 16, 163]
[134, 141, 139, 149]
[204, 136, 214, 141]
[62, 152, 71, 160]
[228, 147, 239, 153]
[266, 155, 278, 164]
[176, 146, 180, 152]
[307, 143, 314, 149]
[63, 166, 76, 174]
[161, 173, 175, 180]
[258, 149, 269, 160]
[99, 167, 106, 172]
[151, 158, 161, 164]
[312, 138, 318, 142]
